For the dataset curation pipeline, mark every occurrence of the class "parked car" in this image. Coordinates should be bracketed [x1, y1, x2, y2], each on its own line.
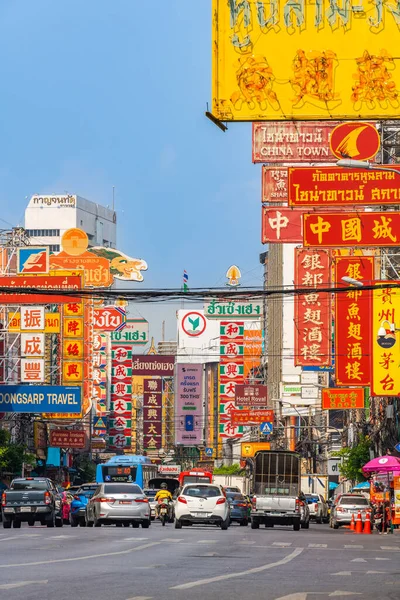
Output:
[330, 494, 371, 529]
[85, 483, 151, 528]
[305, 493, 329, 524]
[222, 486, 242, 494]
[226, 492, 249, 526]
[143, 488, 158, 520]
[1, 477, 63, 528]
[70, 483, 98, 526]
[174, 483, 230, 530]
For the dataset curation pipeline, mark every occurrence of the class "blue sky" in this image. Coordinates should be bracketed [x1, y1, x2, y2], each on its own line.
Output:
[0, 1, 263, 341]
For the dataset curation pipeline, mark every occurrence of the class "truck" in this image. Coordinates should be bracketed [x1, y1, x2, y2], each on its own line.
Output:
[250, 450, 302, 531]
[1, 477, 63, 529]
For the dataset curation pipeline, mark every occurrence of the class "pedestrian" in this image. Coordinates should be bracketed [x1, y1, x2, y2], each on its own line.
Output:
[373, 503, 384, 534]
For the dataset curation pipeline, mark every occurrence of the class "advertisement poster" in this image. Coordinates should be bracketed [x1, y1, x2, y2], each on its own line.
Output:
[175, 364, 203, 445]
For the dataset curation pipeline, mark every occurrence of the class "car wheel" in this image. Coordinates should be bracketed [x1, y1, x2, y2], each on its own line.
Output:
[251, 520, 260, 529]
[3, 519, 11, 529]
[141, 520, 150, 529]
[293, 521, 300, 531]
[323, 516, 329, 524]
[28, 519, 35, 526]
[46, 513, 56, 528]
[240, 519, 248, 527]
[94, 516, 102, 527]
[221, 517, 229, 530]
[80, 518, 86, 527]
[116, 522, 123, 527]
[265, 523, 274, 528]
[55, 516, 63, 528]
[123, 522, 130, 528]
[132, 522, 140, 528]
[175, 519, 182, 529]
[333, 521, 339, 529]
[13, 520, 21, 529]
[316, 516, 322, 524]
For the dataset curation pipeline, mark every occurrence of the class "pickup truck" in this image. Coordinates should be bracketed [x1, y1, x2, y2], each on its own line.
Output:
[1, 477, 63, 529]
[250, 450, 302, 531]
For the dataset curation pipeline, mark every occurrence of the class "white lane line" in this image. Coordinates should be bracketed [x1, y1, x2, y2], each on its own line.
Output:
[123, 538, 148, 541]
[0, 541, 161, 569]
[380, 546, 400, 551]
[344, 545, 363, 549]
[161, 538, 184, 543]
[331, 572, 352, 576]
[126, 597, 153, 600]
[50, 535, 76, 539]
[197, 540, 218, 544]
[366, 570, 386, 574]
[351, 558, 367, 562]
[0, 580, 48, 590]
[272, 542, 292, 547]
[308, 544, 327, 548]
[170, 547, 303, 590]
[0, 534, 42, 542]
[376, 557, 391, 561]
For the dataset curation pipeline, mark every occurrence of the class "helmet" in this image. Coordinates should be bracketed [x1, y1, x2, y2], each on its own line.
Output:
[160, 483, 168, 489]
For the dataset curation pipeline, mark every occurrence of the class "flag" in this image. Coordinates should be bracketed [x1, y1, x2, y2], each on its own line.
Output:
[183, 270, 188, 292]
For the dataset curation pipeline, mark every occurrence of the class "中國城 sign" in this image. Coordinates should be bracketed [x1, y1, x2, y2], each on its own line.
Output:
[212, 0, 400, 121]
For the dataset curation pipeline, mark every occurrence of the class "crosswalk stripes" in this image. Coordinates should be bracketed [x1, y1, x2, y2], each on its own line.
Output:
[272, 542, 292, 547]
[308, 543, 327, 548]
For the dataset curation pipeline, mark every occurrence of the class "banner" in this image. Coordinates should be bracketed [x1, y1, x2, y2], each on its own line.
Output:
[235, 384, 268, 407]
[131, 355, 175, 377]
[335, 257, 374, 386]
[294, 248, 331, 367]
[204, 299, 262, 319]
[175, 364, 203, 445]
[262, 166, 288, 203]
[289, 167, 400, 207]
[49, 430, 85, 449]
[372, 284, 400, 396]
[230, 409, 274, 426]
[109, 344, 132, 450]
[143, 378, 162, 451]
[243, 327, 262, 382]
[304, 212, 400, 247]
[219, 322, 245, 439]
[262, 208, 303, 243]
[322, 388, 364, 410]
[0, 385, 81, 413]
[0, 275, 81, 304]
[212, 0, 400, 121]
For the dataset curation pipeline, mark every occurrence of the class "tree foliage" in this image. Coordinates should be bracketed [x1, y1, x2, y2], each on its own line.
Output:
[335, 435, 371, 483]
[0, 429, 36, 475]
[213, 463, 245, 476]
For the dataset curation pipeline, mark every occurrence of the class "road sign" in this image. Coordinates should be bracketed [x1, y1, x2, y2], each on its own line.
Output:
[205, 447, 213, 457]
[260, 422, 273, 435]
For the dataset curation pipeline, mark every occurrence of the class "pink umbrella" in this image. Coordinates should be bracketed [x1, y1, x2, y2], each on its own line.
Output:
[362, 455, 400, 473]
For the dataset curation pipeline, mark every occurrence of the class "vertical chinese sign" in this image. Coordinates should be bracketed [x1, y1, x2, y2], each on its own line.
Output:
[219, 321, 244, 439]
[243, 326, 263, 383]
[335, 257, 374, 386]
[92, 333, 107, 415]
[62, 302, 84, 417]
[109, 344, 132, 450]
[294, 248, 331, 367]
[143, 378, 162, 451]
[20, 307, 45, 383]
[372, 285, 400, 397]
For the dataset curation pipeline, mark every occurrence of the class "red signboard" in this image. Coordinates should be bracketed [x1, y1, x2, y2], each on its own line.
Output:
[93, 306, 126, 332]
[230, 409, 274, 426]
[253, 122, 338, 164]
[304, 212, 400, 247]
[0, 275, 81, 304]
[335, 257, 374, 387]
[322, 388, 365, 410]
[50, 429, 86, 449]
[262, 208, 303, 243]
[132, 355, 175, 377]
[143, 378, 162, 450]
[294, 248, 331, 367]
[235, 384, 268, 407]
[262, 166, 288, 203]
[289, 167, 400, 207]
[330, 122, 380, 161]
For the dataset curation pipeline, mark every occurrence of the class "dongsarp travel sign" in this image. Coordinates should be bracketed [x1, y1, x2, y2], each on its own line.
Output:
[212, 1, 400, 121]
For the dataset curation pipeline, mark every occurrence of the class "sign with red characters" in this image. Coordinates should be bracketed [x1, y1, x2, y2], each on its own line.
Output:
[50, 429, 86, 449]
[262, 208, 303, 243]
[262, 166, 288, 203]
[109, 343, 132, 450]
[219, 321, 244, 439]
[322, 388, 365, 410]
[335, 257, 374, 387]
[294, 248, 331, 367]
[230, 409, 274, 426]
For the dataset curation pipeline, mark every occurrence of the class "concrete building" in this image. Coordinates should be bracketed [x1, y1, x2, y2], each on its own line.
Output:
[24, 194, 116, 251]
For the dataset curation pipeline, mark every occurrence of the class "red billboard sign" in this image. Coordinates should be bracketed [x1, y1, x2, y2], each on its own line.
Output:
[143, 378, 162, 450]
[330, 122, 380, 161]
[235, 384, 268, 407]
[262, 167, 288, 203]
[289, 167, 400, 207]
[294, 248, 331, 367]
[335, 257, 374, 387]
[0, 275, 81, 304]
[230, 409, 274, 425]
[322, 388, 365, 410]
[93, 306, 126, 331]
[304, 212, 400, 247]
[49, 429, 86, 449]
[253, 122, 338, 164]
[262, 208, 303, 243]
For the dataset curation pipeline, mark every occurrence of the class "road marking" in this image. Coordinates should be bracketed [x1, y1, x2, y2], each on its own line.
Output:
[366, 570, 386, 574]
[272, 542, 292, 547]
[344, 545, 363, 549]
[0, 580, 48, 590]
[376, 557, 391, 561]
[380, 546, 400, 551]
[332, 572, 352, 576]
[308, 544, 327, 548]
[50, 535, 75, 539]
[170, 547, 303, 590]
[238, 541, 256, 545]
[123, 538, 149, 541]
[198, 540, 217, 544]
[162, 538, 183, 543]
[351, 558, 366, 563]
[0, 534, 42, 542]
[126, 596, 153, 600]
[329, 593, 362, 597]
[0, 541, 161, 568]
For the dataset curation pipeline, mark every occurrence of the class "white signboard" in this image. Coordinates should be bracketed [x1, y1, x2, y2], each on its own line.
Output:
[177, 309, 220, 364]
[158, 464, 181, 476]
[328, 459, 341, 476]
[21, 333, 45, 357]
[301, 372, 319, 385]
[301, 386, 319, 399]
[20, 307, 45, 331]
[21, 358, 45, 383]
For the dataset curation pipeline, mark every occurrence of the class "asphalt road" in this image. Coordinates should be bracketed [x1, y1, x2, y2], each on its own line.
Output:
[0, 521, 399, 600]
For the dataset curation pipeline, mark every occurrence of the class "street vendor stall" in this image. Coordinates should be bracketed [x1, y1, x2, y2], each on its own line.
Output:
[363, 455, 400, 531]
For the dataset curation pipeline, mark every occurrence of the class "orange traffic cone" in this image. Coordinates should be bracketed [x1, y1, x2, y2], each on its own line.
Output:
[354, 510, 363, 534]
[350, 514, 355, 531]
[363, 511, 372, 534]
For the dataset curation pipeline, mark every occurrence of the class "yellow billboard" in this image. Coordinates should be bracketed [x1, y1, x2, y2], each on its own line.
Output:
[372, 284, 400, 396]
[212, 0, 400, 121]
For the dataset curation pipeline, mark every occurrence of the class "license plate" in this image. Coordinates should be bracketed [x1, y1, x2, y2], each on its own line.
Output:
[119, 500, 131, 505]
[20, 507, 31, 513]
[192, 512, 205, 517]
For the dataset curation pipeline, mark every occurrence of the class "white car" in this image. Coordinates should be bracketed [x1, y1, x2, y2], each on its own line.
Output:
[305, 493, 329, 524]
[174, 483, 230, 530]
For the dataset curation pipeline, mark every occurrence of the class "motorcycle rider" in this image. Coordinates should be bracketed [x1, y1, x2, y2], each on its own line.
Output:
[155, 483, 173, 520]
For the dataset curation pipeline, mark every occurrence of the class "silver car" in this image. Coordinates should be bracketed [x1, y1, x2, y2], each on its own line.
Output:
[85, 483, 151, 528]
[330, 494, 370, 529]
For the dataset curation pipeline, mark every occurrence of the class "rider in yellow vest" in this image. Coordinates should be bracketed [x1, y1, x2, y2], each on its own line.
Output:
[155, 483, 173, 519]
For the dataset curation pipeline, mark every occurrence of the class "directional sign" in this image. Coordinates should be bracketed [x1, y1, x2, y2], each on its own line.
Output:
[205, 447, 213, 457]
[395, 442, 400, 453]
[260, 422, 273, 435]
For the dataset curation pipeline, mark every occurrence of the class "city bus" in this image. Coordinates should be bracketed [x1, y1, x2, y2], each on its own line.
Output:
[95, 455, 158, 488]
[178, 469, 213, 487]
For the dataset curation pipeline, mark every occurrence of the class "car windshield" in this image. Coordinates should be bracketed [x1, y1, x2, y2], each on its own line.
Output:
[77, 488, 97, 498]
[103, 484, 142, 495]
[340, 496, 369, 506]
[226, 493, 245, 502]
[305, 495, 319, 503]
[11, 480, 48, 491]
[183, 486, 221, 498]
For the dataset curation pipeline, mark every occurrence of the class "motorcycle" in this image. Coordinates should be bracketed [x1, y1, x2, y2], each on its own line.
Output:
[157, 498, 170, 526]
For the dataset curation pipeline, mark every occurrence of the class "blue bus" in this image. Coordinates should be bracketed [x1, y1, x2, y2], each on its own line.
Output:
[95, 455, 158, 488]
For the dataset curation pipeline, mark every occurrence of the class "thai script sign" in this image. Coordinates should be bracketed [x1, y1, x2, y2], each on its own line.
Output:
[235, 384, 268, 407]
[0, 385, 82, 413]
[243, 328, 262, 382]
[262, 208, 303, 243]
[372, 284, 400, 397]
[0, 275, 81, 304]
[8, 312, 60, 333]
[212, 1, 400, 121]
[29, 194, 76, 207]
[158, 464, 181, 475]
[143, 378, 162, 450]
[175, 364, 203, 446]
[289, 167, 400, 207]
[93, 306, 126, 331]
[253, 122, 338, 163]
[322, 388, 364, 410]
[262, 167, 288, 203]
[111, 319, 149, 345]
[335, 257, 374, 387]
[204, 299, 263, 319]
[230, 409, 274, 426]
[17, 247, 49, 274]
[304, 212, 400, 247]
[49, 429, 86, 449]
[294, 248, 331, 367]
[132, 355, 175, 376]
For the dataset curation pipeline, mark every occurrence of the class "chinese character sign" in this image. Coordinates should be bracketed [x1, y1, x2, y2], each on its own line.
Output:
[372, 285, 400, 397]
[262, 208, 303, 243]
[92, 333, 107, 415]
[175, 364, 203, 446]
[335, 257, 374, 387]
[20, 307, 45, 331]
[21, 333, 45, 357]
[219, 322, 244, 439]
[143, 378, 162, 450]
[212, 1, 400, 121]
[109, 343, 132, 450]
[21, 358, 45, 382]
[304, 212, 400, 247]
[262, 167, 288, 202]
[294, 249, 331, 367]
[322, 388, 364, 410]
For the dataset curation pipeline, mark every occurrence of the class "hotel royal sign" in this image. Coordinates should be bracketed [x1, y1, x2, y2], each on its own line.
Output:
[212, 0, 400, 120]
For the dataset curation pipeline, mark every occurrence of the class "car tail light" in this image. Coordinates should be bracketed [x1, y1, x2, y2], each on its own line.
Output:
[134, 498, 149, 503]
[295, 499, 300, 512]
[216, 497, 226, 505]
[336, 506, 344, 512]
[44, 491, 51, 505]
[252, 496, 257, 507]
[1, 492, 6, 507]
[177, 496, 187, 504]
[95, 497, 115, 503]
